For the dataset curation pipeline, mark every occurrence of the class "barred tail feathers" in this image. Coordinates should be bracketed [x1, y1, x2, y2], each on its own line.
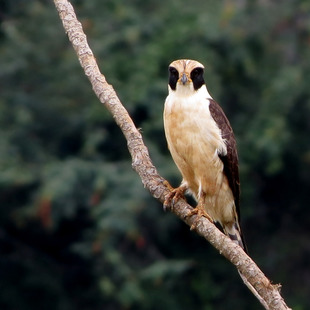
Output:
[223, 221, 248, 254]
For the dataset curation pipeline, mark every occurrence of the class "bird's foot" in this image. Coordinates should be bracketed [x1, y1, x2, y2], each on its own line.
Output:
[163, 181, 186, 211]
[187, 204, 213, 230]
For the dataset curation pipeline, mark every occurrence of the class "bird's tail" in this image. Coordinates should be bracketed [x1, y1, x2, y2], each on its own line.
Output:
[223, 221, 248, 254]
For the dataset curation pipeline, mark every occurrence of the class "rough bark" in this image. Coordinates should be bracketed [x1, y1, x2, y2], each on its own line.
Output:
[53, 1, 291, 309]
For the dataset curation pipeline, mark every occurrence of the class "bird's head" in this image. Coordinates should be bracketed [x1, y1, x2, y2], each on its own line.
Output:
[168, 59, 205, 95]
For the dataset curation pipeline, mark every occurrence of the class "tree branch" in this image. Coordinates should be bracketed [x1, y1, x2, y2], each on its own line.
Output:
[53, 1, 291, 309]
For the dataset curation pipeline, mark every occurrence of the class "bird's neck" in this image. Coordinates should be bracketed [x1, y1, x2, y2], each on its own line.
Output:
[168, 84, 212, 99]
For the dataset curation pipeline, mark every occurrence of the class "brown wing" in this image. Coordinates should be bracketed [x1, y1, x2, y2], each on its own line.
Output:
[208, 99, 240, 218]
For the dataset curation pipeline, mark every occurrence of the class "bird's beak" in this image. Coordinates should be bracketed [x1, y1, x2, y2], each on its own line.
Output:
[180, 73, 188, 85]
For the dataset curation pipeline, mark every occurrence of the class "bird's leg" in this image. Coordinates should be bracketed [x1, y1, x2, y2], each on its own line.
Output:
[163, 180, 187, 211]
[187, 192, 213, 230]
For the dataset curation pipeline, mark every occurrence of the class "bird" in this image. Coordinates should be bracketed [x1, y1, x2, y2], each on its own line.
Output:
[163, 59, 247, 252]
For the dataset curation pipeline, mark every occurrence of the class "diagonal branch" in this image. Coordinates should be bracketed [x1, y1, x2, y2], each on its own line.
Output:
[53, 1, 291, 309]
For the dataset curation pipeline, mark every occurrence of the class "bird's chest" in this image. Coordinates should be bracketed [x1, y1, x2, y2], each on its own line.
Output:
[164, 97, 225, 159]
[164, 95, 228, 197]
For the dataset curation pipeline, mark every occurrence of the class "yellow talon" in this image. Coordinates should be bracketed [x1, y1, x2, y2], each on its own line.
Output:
[187, 204, 213, 230]
[163, 181, 186, 211]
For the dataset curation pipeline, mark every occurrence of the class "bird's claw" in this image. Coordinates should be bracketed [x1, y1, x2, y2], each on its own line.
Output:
[163, 181, 185, 211]
[187, 205, 213, 230]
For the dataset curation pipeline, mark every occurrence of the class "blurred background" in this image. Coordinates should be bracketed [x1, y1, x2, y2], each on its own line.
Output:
[1, 0, 310, 309]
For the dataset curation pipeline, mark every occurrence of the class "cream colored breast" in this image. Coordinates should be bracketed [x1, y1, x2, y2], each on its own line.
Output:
[164, 87, 227, 158]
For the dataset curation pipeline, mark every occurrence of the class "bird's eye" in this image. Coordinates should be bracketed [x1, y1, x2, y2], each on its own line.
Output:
[190, 67, 205, 90]
[169, 67, 178, 77]
[191, 68, 203, 78]
[168, 67, 179, 90]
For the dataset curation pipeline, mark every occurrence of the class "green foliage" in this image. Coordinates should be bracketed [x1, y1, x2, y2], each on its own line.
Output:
[1, 0, 310, 309]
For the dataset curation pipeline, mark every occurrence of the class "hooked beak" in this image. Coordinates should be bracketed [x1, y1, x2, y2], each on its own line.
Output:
[180, 73, 188, 85]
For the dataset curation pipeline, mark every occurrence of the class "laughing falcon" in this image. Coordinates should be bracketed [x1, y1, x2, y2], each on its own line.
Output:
[163, 59, 247, 252]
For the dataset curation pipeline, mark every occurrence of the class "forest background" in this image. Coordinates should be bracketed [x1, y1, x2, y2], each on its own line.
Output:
[1, 0, 310, 309]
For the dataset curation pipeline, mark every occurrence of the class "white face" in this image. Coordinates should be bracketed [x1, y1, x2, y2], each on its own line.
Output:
[168, 59, 205, 93]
